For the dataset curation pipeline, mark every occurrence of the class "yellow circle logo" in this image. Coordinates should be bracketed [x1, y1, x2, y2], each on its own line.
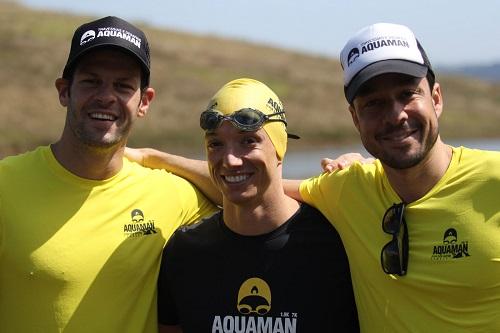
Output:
[237, 277, 271, 315]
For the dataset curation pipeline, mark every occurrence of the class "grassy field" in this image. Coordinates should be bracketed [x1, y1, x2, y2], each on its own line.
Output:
[1, 1, 499, 159]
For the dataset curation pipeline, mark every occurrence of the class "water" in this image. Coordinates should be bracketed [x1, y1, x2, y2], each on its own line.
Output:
[283, 138, 500, 178]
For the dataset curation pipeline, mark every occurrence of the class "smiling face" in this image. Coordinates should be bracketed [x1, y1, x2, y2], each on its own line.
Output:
[205, 121, 282, 206]
[349, 73, 443, 169]
[56, 48, 153, 149]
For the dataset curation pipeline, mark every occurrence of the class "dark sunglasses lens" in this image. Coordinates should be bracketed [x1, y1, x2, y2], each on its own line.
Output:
[381, 240, 402, 274]
[383, 205, 402, 234]
[233, 109, 263, 127]
[381, 203, 408, 276]
[200, 111, 221, 130]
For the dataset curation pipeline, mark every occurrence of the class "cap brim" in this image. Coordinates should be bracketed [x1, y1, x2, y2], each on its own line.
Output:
[345, 60, 428, 103]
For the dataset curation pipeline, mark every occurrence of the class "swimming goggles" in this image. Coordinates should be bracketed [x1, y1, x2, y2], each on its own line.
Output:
[200, 108, 287, 132]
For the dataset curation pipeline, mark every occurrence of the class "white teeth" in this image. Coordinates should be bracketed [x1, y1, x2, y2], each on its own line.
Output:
[384, 131, 412, 141]
[224, 174, 249, 183]
[90, 112, 116, 121]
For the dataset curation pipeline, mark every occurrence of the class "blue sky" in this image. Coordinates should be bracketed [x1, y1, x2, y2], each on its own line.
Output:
[20, 0, 500, 67]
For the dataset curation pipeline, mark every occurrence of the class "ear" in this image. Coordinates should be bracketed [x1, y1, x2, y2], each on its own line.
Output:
[137, 87, 155, 117]
[431, 83, 444, 119]
[55, 78, 70, 107]
[276, 155, 283, 167]
[349, 104, 361, 132]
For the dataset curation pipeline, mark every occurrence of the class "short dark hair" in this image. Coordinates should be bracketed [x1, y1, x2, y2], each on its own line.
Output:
[426, 70, 436, 91]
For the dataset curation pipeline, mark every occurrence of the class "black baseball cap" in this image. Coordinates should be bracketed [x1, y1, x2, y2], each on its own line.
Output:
[62, 16, 151, 85]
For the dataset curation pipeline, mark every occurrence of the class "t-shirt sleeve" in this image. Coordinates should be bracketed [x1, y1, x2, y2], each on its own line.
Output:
[299, 176, 320, 207]
[299, 171, 347, 228]
[300, 172, 343, 209]
[171, 174, 218, 227]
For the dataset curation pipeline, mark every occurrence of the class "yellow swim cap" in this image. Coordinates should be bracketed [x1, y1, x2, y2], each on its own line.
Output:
[205, 78, 294, 160]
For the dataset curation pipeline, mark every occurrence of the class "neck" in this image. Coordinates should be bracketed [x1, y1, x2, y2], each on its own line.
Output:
[51, 139, 125, 180]
[222, 184, 300, 236]
[383, 138, 452, 203]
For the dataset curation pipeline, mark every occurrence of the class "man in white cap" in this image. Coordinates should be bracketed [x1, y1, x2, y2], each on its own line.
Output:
[0, 16, 216, 332]
[156, 78, 359, 332]
[285, 22, 500, 332]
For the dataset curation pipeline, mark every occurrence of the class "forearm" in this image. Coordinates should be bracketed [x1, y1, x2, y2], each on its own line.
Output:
[139, 148, 222, 205]
[283, 179, 304, 201]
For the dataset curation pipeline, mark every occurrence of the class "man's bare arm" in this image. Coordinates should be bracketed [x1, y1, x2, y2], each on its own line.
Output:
[283, 179, 303, 201]
[321, 153, 374, 172]
[125, 147, 222, 205]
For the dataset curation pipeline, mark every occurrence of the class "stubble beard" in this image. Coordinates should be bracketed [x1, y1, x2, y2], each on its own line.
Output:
[67, 102, 132, 150]
[365, 122, 439, 170]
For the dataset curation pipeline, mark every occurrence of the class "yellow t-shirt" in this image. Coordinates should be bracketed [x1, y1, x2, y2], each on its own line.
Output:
[0, 146, 217, 333]
[300, 146, 500, 332]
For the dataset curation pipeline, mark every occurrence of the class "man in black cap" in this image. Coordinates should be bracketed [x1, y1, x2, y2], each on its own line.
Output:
[0, 16, 217, 333]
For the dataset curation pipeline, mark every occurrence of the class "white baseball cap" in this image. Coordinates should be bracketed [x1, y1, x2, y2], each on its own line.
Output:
[340, 23, 434, 103]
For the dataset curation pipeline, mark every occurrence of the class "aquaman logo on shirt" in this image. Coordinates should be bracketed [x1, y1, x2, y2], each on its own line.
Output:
[431, 228, 470, 261]
[123, 208, 157, 237]
[211, 277, 298, 333]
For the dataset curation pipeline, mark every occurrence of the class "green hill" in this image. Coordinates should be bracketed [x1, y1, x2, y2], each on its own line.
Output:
[1, 2, 499, 158]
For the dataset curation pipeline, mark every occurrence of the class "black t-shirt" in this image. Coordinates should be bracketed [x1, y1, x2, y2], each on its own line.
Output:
[158, 203, 359, 332]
